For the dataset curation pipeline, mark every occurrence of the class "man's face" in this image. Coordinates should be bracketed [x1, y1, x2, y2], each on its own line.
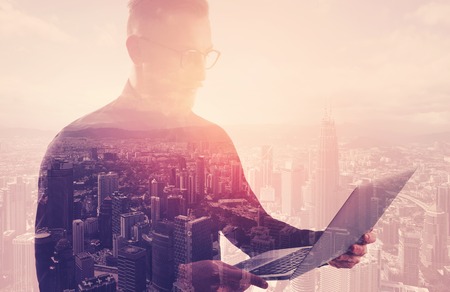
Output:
[137, 12, 213, 109]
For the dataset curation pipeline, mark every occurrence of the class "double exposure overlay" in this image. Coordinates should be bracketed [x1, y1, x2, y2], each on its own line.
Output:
[1, 0, 450, 292]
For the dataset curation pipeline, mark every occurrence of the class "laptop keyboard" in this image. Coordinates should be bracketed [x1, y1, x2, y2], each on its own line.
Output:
[250, 247, 312, 275]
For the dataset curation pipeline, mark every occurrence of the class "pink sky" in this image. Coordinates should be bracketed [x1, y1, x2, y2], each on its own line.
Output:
[1, 0, 450, 134]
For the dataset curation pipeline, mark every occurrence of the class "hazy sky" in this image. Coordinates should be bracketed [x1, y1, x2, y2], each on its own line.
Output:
[1, 0, 450, 134]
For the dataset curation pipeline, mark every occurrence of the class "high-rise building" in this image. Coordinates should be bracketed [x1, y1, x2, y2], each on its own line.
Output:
[196, 156, 205, 199]
[111, 192, 129, 235]
[211, 167, 221, 195]
[187, 173, 196, 204]
[437, 183, 450, 234]
[318, 266, 350, 292]
[120, 211, 146, 240]
[150, 196, 161, 226]
[150, 178, 165, 197]
[152, 222, 175, 291]
[97, 172, 118, 216]
[52, 238, 76, 291]
[131, 221, 150, 243]
[421, 209, 448, 269]
[398, 229, 421, 286]
[167, 195, 185, 220]
[84, 217, 99, 238]
[230, 161, 243, 194]
[5, 177, 27, 234]
[46, 160, 74, 232]
[34, 229, 66, 292]
[75, 252, 94, 285]
[99, 196, 113, 248]
[261, 145, 273, 187]
[12, 232, 36, 292]
[281, 163, 305, 216]
[118, 245, 146, 292]
[289, 269, 317, 292]
[173, 216, 212, 279]
[315, 111, 340, 228]
[72, 219, 85, 255]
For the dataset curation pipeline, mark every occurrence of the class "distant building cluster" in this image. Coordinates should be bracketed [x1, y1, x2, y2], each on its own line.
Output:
[1, 114, 449, 291]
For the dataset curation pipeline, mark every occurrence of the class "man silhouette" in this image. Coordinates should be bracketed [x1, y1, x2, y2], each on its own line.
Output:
[35, 1, 375, 291]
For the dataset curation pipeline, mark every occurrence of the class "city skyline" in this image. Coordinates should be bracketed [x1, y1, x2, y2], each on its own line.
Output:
[3, 109, 450, 291]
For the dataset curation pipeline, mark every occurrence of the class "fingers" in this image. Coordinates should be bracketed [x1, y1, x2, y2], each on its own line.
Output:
[361, 231, 377, 244]
[248, 272, 269, 289]
[225, 265, 268, 290]
[350, 243, 367, 256]
[329, 254, 361, 269]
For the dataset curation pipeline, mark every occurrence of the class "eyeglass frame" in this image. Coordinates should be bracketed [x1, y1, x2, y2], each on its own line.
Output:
[138, 36, 221, 70]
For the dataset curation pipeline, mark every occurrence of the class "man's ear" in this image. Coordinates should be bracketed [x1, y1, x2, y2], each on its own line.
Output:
[126, 35, 144, 65]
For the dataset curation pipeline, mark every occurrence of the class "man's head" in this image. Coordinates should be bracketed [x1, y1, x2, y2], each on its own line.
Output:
[126, 0, 215, 113]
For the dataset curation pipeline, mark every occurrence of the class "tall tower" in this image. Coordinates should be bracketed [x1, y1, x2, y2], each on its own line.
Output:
[5, 177, 27, 234]
[97, 172, 118, 215]
[398, 229, 420, 286]
[281, 162, 305, 217]
[75, 252, 94, 286]
[196, 156, 205, 200]
[315, 110, 340, 228]
[120, 211, 146, 240]
[12, 232, 36, 292]
[173, 216, 212, 278]
[152, 222, 175, 291]
[47, 160, 74, 232]
[421, 209, 449, 269]
[112, 192, 130, 236]
[118, 245, 147, 292]
[72, 219, 85, 255]
[261, 145, 273, 187]
[437, 183, 450, 234]
[99, 196, 112, 248]
[230, 161, 243, 194]
[151, 196, 161, 226]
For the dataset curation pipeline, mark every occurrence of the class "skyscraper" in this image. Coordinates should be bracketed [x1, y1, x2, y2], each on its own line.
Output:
[281, 162, 305, 217]
[152, 222, 174, 291]
[150, 196, 161, 226]
[97, 172, 118, 215]
[196, 156, 205, 199]
[46, 160, 74, 232]
[261, 145, 273, 187]
[231, 161, 243, 194]
[72, 219, 85, 255]
[315, 111, 340, 228]
[111, 192, 129, 235]
[12, 232, 36, 292]
[6, 177, 27, 234]
[398, 229, 420, 286]
[99, 196, 112, 248]
[118, 245, 146, 292]
[437, 183, 450, 234]
[173, 216, 212, 279]
[120, 211, 146, 240]
[75, 252, 94, 285]
[421, 209, 449, 269]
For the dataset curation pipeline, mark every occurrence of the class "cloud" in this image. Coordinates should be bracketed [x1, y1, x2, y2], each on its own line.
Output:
[0, 0, 75, 43]
[406, 1, 450, 27]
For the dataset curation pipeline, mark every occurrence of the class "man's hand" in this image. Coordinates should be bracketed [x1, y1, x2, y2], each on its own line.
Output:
[328, 230, 377, 269]
[179, 260, 268, 292]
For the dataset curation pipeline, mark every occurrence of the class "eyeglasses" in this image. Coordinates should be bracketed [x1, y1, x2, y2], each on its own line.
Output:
[139, 37, 221, 70]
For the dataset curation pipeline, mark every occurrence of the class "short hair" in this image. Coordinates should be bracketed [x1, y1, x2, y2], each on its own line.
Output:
[127, 0, 209, 36]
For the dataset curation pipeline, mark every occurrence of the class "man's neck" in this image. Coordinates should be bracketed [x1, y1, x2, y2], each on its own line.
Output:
[126, 74, 194, 117]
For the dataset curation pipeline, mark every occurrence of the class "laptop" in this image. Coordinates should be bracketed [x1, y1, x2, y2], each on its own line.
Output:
[234, 169, 415, 281]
